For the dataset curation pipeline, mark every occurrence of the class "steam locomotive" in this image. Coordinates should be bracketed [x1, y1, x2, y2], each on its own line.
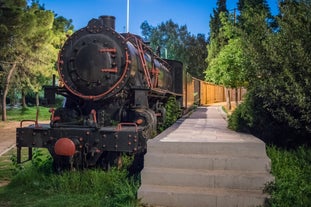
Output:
[16, 16, 183, 171]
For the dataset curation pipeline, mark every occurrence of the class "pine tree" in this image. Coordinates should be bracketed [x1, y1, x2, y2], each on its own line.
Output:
[209, 0, 228, 40]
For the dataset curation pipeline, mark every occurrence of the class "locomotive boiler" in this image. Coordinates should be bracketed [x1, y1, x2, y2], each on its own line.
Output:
[16, 16, 183, 171]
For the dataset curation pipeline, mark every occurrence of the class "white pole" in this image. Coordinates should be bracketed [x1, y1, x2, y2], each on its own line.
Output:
[126, 0, 130, 33]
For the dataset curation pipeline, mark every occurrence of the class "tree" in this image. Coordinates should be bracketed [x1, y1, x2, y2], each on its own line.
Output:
[259, 0, 311, 137]
[140, 20, 208, 79]
[182, 34, 208, 79]
[207, 0, 228, 65]
[18, 3, 56, 107]
[0, 0, 73, 120]
[230, 0, 311, 145]
[205, 12, 246, 110]
[0, 0, 27, 120]
[209, 0, 228, 40]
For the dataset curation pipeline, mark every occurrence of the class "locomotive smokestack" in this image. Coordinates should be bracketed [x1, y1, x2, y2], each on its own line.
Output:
[99, 15, 116, 30]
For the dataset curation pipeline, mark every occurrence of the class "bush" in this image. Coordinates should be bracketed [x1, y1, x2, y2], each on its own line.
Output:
[265, 146, 311, 207]
[228, 101, 253, 132]
[228, 91, 311, 147]
[158, 96, 182, 132]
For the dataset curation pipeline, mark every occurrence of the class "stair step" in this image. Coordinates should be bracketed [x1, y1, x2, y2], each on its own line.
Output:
[138, 107, 273, 207]
[148, 140, 268, 157]
[141, 167, 273, 190]
[144, 152, 271, 172]
[138, 184, 268, 207]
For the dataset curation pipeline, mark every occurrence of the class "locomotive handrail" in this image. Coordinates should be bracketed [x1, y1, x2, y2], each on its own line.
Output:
[116, 122, 138, 132]
[125, 34, 153, 88]
[19, 120, 38, 128]
[135, 37, 152, 88]
[19, 107, 40, 128]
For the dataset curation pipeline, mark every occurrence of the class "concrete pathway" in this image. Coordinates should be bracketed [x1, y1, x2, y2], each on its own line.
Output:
[138, 106, 274, 207]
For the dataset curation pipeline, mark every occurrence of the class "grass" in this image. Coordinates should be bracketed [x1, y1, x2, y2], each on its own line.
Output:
[5, 106, 51, 121]
[2, 106, 311, 206]
[1, 106, 141, 206]
[0, 150, 15, 185]
[265, 146, 311, 207]
[0, 149, 141, 207]
[1, 169, 139, 207]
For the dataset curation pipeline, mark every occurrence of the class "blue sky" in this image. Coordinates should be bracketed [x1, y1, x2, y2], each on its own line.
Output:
[40, 0, 279, 36]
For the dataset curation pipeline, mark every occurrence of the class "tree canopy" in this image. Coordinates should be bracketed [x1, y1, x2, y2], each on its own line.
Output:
[0, 0, 73, 120]
[206, 0, 311, 145]
[140, 20, 208, 79]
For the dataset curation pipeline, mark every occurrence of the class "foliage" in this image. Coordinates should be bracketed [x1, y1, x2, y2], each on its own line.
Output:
[158, 96, 182, 132]
[265, 146, 311, 207]
[206, 0, 229, 65]
[228, 100, 253, 132]
[206, 11, 247, 88]
[209, 0, 228, 40]
[0, 0, 73, 120]
[231, 0, 311, 145]
[140, 20, 208, 79]
[182, 33, 208, 79]
[257, 0, 311, 135]
[0, 149, 140, 207]
[205, 10, 247, 110]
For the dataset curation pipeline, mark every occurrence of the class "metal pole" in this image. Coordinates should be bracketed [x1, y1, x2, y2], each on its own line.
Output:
[126, 0, 130, 33]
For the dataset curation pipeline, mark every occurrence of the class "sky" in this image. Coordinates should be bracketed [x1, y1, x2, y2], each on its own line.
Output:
[39, 0, 279, 36]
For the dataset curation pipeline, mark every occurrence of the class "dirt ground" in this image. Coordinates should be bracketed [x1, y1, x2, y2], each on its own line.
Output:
[0, 122, 20, 187]
[0, 122, 20, 156]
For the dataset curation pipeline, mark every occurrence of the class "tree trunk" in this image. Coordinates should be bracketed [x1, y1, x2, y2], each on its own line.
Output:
[22, 89, 27, 108]
[235, 88, 239, 107]
[36, 92, 39, 106]
[2, 62, 17, 121]
[225, 87, 231, 111]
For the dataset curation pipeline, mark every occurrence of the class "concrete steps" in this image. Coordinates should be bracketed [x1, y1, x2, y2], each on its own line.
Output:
[144, 152, 271, 172]
[140, 185, 267, 207]
[142, 167, 272, 190]
[138, 106, 274, 207]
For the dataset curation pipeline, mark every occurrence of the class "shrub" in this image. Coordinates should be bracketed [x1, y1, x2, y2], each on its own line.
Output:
[265, 146, 311, 207]
[158, 96, 182, 132]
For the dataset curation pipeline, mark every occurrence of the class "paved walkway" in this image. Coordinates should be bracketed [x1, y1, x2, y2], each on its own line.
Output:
[138, 106, 273, 207]
[159, 106, 260, 143]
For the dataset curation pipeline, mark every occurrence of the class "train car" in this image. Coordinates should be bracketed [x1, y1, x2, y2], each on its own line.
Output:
[16, 16, 183, 172]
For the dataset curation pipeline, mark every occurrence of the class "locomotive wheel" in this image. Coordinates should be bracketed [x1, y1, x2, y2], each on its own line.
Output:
[128, 151, 145, 176]
[52, 155, 71, 173]
[98, 152, 122, 170]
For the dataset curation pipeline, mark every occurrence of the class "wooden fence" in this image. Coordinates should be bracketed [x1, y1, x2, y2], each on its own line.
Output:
[183, 73, 246, 108]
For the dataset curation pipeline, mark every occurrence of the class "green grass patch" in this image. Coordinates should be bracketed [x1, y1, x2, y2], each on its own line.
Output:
[265, 146, 311, 207]
[6, 106, 51, 121]
[0, 149, 141, 207]
[0, 151, 15, 184]
[1, 168, 139, 207]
